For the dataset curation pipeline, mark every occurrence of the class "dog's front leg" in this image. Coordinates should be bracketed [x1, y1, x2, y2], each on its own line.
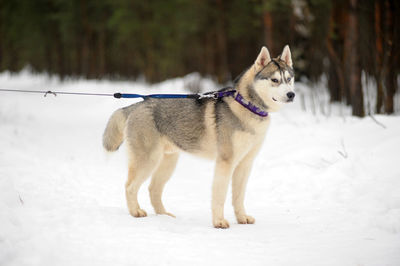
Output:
[212, 158, 235, 229]
[232, 153, 256, 224]
[232, 146, 262, 224]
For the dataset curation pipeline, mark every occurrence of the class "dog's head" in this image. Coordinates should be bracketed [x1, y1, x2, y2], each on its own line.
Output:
[250, 45, 295, 111]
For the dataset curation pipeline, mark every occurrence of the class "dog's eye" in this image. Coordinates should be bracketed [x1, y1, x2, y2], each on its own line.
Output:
[287, 77, 291, 82]
[271, 78, 279, 83]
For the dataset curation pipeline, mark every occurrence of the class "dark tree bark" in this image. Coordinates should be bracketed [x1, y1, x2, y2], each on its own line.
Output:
[326, 5, 345, 103]
[385, 66, 396, 114]
[215, 0, 229, 83]
[374, 0, 384, 113]
[383, 0, 395, 114]
[0, 7, 2, 71]
[80, 0, 91, 78]
[345, 0, 364, 117]
[327, 63, 341, 102]
[263, 10, 274, 55]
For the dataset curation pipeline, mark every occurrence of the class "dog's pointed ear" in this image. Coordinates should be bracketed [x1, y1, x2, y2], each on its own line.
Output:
[280, 45, 293, 68]
[254, 46, 271, 72]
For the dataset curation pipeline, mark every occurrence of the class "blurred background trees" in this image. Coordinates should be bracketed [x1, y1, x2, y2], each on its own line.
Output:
[0, 0, 398, 116]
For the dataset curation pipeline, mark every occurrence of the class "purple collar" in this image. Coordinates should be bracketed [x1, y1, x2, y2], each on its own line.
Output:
[202, 89, 268, 117]
[234, 93, 268, 117]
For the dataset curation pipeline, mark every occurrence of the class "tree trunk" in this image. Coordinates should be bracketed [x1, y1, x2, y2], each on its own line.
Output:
[80, 0, 90, 78]
[263, 10, 274, 55]
[326, 7, 345, 103]
[383, 0, 395, 114]
[346, 0, 364, 117]
[327, 63, 341, 102]
[215, 0, 229, 83]
[0, 8, 3, 71]
[375, 0, 384, 113]
[342, 8, 351, 105]
[385, 67, 396, 114]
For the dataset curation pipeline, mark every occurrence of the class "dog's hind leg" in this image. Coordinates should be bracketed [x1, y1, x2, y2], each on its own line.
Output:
[149, 152, 179, 217]
[125, 147, 163, 218]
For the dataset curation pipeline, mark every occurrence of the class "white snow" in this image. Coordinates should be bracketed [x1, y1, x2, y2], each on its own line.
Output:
[1, 71, 399, 266]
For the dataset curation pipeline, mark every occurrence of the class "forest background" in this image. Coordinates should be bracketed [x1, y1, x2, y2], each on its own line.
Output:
[0, 0, 398, 117]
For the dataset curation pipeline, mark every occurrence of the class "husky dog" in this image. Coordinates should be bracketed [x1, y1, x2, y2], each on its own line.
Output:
[103, 45, 294, 228]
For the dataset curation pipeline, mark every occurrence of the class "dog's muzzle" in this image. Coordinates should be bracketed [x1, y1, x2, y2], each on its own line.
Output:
[286, 92, 295, 102]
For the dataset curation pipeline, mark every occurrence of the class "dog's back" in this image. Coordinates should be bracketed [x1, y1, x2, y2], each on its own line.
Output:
[103, 95, 245, 158]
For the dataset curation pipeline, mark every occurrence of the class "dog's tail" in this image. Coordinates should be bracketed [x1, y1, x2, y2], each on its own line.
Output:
[103, 108, 127, 152]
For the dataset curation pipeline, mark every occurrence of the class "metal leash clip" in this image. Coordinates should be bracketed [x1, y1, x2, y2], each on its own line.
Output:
[44, 90, 57, 97]
[197, 92, 218, 100]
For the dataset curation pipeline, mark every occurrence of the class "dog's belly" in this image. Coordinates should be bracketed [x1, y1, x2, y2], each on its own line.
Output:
[193, 135, 218, 159]
[161, 133, 217, 159]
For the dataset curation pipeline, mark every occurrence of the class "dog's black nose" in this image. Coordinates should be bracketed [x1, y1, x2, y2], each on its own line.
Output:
[287, 92, 295, 100]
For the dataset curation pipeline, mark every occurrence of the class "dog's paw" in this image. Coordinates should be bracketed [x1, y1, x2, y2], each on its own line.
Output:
[213, 218, 230, 229]
[130, 208, 147, 218]
[237, 215, 255, 224]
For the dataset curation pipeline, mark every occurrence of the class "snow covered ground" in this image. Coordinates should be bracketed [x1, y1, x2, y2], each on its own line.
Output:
[1, 71, 399, 266]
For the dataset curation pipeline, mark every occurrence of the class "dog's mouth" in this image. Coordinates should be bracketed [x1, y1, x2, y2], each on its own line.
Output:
[272, 97, 294, 103]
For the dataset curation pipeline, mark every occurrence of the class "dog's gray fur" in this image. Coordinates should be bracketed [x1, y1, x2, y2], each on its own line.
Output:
[103, 45, 295, 228]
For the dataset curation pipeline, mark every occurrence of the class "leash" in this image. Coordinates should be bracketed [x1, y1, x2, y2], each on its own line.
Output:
[114, 89, 235, 99]
[0, 87, 268, 117]
[0, 88, 235, 100]
[0, 89, 114, 97]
